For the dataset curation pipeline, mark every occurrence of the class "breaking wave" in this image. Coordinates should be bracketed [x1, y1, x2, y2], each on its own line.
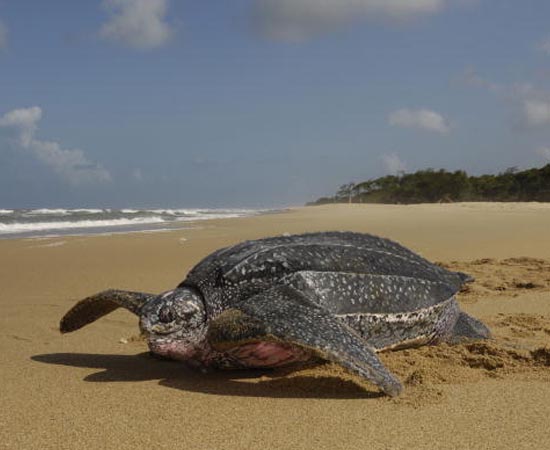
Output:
[0, 208, 276, 238]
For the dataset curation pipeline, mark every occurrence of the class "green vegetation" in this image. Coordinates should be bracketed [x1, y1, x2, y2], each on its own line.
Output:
[309, 164, 550, 205]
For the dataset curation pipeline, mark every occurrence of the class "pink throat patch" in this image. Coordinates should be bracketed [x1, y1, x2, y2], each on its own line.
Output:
[148, 340, 200, 361]
[226, 342, 312, 368]
[149, 338, 312, 370]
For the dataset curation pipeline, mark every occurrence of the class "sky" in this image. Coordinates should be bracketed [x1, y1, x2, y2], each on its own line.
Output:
[1, 0, 550, 208]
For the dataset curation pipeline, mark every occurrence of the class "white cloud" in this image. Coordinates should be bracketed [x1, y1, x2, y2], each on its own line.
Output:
[461, 68, 550, 129]
[461, 68, 541, 100]
[523, 99, 550, 127]
[0, 20, 7, 49]
[512, 86, 550, 129]
[0, 106, 42, 145]
[538, 36, 550, 55]
[381, 153, 407, 175]
[0, 106, 111, 185]
[254, 0, 447, 41]
[460, 67, 501, 93]
[537, 147, 550, 162]
[132, 168, 144, 181]
[100, 0, 174, 50]
[388, 108, 451, 134]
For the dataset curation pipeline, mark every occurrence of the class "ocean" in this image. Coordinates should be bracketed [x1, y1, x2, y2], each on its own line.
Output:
[0, 208, 278, 239]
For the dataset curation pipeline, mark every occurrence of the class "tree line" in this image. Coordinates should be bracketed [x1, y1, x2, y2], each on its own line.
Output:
[308, 164, 550, 205]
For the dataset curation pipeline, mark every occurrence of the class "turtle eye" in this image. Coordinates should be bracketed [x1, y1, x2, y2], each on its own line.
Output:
[158, 306, 175, 323]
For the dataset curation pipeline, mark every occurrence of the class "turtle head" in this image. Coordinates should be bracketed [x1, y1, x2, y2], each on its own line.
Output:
[139, 287, 209, 362]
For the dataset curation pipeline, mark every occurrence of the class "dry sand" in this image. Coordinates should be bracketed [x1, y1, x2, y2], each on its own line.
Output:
[2, 202, 550, 449]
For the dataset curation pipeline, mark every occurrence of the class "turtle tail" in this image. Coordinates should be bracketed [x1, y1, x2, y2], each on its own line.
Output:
[456, 271, 475, 284]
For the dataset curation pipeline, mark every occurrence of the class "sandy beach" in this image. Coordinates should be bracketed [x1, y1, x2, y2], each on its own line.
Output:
[2, 202, 550, 450]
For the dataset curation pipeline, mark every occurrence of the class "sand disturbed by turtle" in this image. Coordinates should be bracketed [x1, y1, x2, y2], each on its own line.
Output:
[60, 231, 490, 396]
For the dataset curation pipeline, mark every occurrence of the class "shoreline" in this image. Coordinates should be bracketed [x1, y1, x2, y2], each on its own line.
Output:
[0, 207, 288, 240]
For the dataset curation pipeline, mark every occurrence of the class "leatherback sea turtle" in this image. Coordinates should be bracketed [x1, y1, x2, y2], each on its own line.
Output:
[60, 231, 490, 396]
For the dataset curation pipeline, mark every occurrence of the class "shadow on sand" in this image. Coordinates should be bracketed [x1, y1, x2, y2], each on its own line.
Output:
[31, 352, 381, 399]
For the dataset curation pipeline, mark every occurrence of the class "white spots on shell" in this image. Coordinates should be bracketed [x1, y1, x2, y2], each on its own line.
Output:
[335, 297, 459, 351]
[185, 232, 467, 358]
[336, 297, 455, 322]
[282, 271, 457, 316]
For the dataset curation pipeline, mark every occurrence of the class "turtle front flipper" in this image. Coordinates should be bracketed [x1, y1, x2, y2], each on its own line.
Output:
[209, 285, 403, 397]
[207, 309, 314, 369]
[60, 289, 154, 333]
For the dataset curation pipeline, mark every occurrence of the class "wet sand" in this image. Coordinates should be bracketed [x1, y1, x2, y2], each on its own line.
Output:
[2, 203, 550, 449]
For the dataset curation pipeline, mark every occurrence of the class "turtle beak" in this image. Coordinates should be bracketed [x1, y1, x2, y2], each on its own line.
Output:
[149, 324, 176, 335]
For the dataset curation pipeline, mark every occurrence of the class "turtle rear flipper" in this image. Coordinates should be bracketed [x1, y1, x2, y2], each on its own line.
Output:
[60, 289, 154, 333]
[208, 285, 403, 397]
[447, 311, 491, 344]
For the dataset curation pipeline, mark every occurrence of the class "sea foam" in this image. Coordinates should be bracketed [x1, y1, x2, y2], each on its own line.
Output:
[0, 207, 274, 238]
